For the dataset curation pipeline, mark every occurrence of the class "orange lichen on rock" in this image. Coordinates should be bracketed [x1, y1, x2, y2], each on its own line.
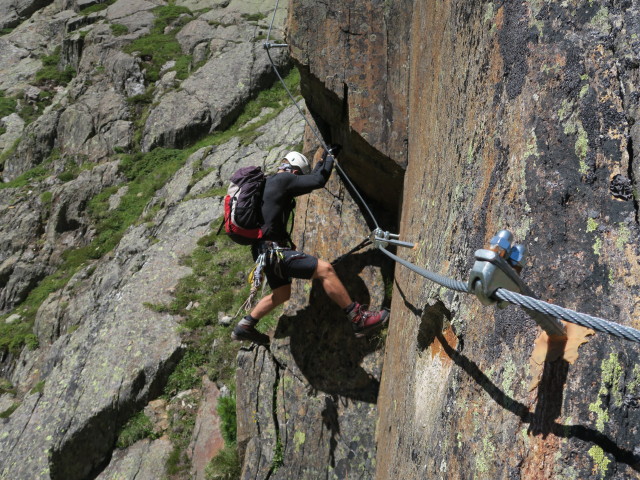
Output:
[430, 326, 458, 365]
[528, 322, 595, 391]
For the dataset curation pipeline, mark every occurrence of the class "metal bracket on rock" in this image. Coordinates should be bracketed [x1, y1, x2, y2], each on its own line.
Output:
[468, 230, 566, 337]
[371, 228, 415, 249]
[263, 42, 288, 49]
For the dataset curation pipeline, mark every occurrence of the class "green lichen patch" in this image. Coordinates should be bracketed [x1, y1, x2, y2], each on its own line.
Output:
[575, 124, 589, 161]
[588, 353, 623, 431]
[615, 223, 630, 251]
[586, 217, 598, 233]
[588, 445, 611, 478]
[593, 236, 603, 256]
[293, 431, 306, 452]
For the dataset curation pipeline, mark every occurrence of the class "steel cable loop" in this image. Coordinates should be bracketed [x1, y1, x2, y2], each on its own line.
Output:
[378, 246, 469, 293]
[494, 289, 640, 343]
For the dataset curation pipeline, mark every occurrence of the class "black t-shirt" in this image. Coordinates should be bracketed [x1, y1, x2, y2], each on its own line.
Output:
[260, 156, 334, 243]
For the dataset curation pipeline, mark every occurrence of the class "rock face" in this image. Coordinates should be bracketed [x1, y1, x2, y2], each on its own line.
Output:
[288, 1, 640, 479]
[287, 0, 410, 213]
[0, 0, 55, 29]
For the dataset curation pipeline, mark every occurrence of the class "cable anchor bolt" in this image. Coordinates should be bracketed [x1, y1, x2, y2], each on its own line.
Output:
[468, 230, 566, 337]
[371, 229, 415, 249]
[263, 41, 289, 50]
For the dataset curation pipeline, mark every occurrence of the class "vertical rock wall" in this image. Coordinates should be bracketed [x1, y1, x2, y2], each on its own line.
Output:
[290, 0, 640, 479]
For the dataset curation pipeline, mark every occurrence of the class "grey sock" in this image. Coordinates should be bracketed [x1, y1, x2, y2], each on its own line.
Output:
[238, 315, 258, 328]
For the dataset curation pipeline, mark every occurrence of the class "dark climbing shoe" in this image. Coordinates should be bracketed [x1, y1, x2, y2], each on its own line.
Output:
[348, 303, 390, 338]
[231, 324, 270, 345]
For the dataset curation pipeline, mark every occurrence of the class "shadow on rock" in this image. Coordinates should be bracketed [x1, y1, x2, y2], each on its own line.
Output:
[416, 298, 640, 473]
[273, 249, 393, 404]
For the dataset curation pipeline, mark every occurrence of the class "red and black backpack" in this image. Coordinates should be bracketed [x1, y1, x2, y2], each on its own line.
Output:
[219, 166, 265, 244]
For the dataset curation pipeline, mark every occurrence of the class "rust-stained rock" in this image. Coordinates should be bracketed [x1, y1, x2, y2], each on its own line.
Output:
[188, 376, 225, 480]
[373, 1, 640, 479]
[288, 0, 410, 214]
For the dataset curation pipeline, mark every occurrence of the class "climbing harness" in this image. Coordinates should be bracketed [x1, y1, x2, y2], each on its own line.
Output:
[236, 242, 287, 315]
[262, 1, 640, 344]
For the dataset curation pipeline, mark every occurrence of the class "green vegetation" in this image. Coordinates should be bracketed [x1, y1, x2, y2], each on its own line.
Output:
[241, 12, 267, 22]
[272, 439, 284, 470]
[0, 66, 300, 357]
[116, 411, 158, 448]
[79, 0, 116, 16]
[30, 380, 45, 395]
[0, 160, 50, 190]
[1, 148, 189, 354]
[35, 47, 76, 87]
[124, 5, 193, 82]
[0, 379, 16, 395]
[166, 391, 198, 476]
[110, 23, 129, 36]
[0, 402, 20, 419]
[205, 393, 242, 478]
[0, 90, 16, 118]
[205, 444, 242, 480]
[217, 394, 237, 445]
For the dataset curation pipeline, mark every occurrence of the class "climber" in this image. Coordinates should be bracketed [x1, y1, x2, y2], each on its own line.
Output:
[231, 148, 389, 345]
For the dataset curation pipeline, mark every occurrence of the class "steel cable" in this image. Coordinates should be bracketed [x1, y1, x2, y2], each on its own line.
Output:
[494, 289, 640, 343]
[378, 246, 469, 294]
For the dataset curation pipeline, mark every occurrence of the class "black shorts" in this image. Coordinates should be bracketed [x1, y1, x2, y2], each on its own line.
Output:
[252, 244, 318, 290]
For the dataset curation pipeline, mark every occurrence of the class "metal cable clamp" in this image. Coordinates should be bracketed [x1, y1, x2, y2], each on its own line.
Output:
[371, 228, 415, 249]
[468, 230, 566, 337]
[263, 42, 288, 49]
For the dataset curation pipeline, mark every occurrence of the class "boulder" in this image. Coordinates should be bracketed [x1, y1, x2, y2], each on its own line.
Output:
[0, 190, 49, 313]
[141, 89, 211, 151]
[176, 19, 215, 55]
[105, 0, 156, 35]
[95, 437, 174, 480]
[141, 8, 289, 150]
[3, 108, 61, 181]
[0, 0, 55, 30]
[0, 113, 25, 156]
[56, 84, 132, 160]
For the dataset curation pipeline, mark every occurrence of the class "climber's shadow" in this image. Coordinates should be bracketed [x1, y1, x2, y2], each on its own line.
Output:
[273, 248, 393, 404]
[411, 289, 640, 472]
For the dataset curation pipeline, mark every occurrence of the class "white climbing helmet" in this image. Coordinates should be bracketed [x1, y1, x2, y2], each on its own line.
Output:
[284, 151, 310, 175]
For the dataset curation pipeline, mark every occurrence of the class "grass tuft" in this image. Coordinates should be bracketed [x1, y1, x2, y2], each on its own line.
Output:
[116, 411, 158, 448]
